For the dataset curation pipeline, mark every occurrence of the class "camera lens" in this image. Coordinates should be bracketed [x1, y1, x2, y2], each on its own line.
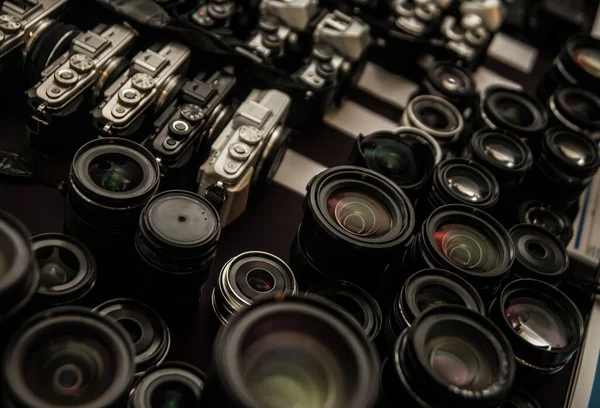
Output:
[133, 190, 220, 320]
[291, 166, 414, 291]
[307, 280, 382, 342]
[422, 62, 478, 110]
[0, 210, 39, 323]
[385, 268, 485, 349]
[350, 128, 442, 200]
[490, 279, 584, 379]
[502, 387, 541, 408]
[463, 129, 533, 188]
[402, 95, 464, 146]
[212, 251, 298, 326]
[129, 361, 206, 408]
[32, 233, 96, 308]
[518, 200, 574, 245]
[93, 299, 170, 375]
[548, 86, 600, 135]
[408, 204, 515, 297]
[426, 158, 500, 212]
[2, 306, 135, 408]
[382, 305, 515, 408]
[481, 87, 548, 139]
[203, 295, 380, 408]
[509, 224, 569, 285]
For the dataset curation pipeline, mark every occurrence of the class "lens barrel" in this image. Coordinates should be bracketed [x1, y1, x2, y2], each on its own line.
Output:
[212, 251, 298, 326]
[402, 95, 465, 147]
[547, 86, 600, 136]
[517, 200, 574, 245]
[291, 166, 415, 292]
[133, 190, 220, 321]
[382, 305, 515, 408]
[419, 62, 478, 111]
[203, 295, 380, 408]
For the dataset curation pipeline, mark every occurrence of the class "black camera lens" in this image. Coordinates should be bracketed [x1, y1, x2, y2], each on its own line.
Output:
[426, 158, 500, 212]
[509, 224, 569, 285]
[2, 306, 135, 408]
[129, 361, 206, 408]
[502, 387, 541, 408]
[385, 268, 485, 349]
[421, 62, 478, 110]
[463, 129, 533, 188]
[407, 204, 515, 297]
[212, 251, 298, 326]
[0, 210, 39, 323]
[203, 295, 380, 408]
[133, 190, 220, 320]
[402, 95, 464, 146]
[382, 305, 515, 408]
[350, 128, 442, 200]
[529, 127, 600, 205]
[480, 86, 548, 139]
[291, 166, 415, 291]
[518, 200, 574, 245]
[307, 280, 382, 342]
[93, 299, 170, 375]
[490, 279, 584, 379]
[548, 86, 600, 135]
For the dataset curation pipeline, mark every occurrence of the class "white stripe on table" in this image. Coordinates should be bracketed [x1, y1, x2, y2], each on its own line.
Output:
[273, 149, 328, 195]
[593, 4, 600, 39]
[324, 100, 397, 138]
[357, 62, 419, 109]
[474, 66, 522, 91]
[487, 32, 538, 74]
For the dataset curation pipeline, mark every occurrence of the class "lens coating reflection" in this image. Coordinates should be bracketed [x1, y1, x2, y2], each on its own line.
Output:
[150, 381, 197, 407]
[573, 47, 600, 78]
[494, 98, 534, 127]
[88, 154, 144, 192]
[434, 223, 500, 273]
[416, 285, 465, 311]
[563, 92, 600, 121]
[555, 133, 594, 166]
[482, 136, 523, 168]
[445, 167, 490, 202]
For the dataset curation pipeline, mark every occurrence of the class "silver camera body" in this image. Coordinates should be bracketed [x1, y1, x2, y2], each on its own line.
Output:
[27, 24, 136, 130]
[298, 10, 370, 89]
[93, 42, 191, 137]
[197, 89, 291, 226]
[0, 0, 68, 61]
[259, 0, 319, 32]
[392, 0, 452, 36]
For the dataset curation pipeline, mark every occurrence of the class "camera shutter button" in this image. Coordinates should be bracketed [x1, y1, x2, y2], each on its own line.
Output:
[238, 126, 261, 145]
[169, 119, 192, 139]
[229, 142, 251, 161]
[55, 69, 78, 86]
[118, 88, 142, 106]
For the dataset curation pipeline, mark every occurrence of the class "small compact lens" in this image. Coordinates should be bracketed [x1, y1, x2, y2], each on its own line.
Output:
[481, 86, 548, 139]
[490, 279, 584, 381]
[2, 307, 135, 408]
[385, 268, 485, 349]
[32, 233, 96, 309]
[502, 387, 541, 408]
[212, 251, 298, 326]
[129, 361, 206, 408]
[548, 86, 600, 135]
[307, 280, 382, 342]
[518, 200, 574, 245]
[463, 129, 533, 188]
[425, 63, 476, 110]
[94, 298, 170, 375]
[382, 305, 515, 408]
[291, 166, 414, 292]
[134, 190, 220, 321]
[203, 295, 380, 408]
[509, 224, 569, 285]
[402, 95, 464, 146]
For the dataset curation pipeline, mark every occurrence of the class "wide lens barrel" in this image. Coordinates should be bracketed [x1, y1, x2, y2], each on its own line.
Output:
[402, 95, 464, 147]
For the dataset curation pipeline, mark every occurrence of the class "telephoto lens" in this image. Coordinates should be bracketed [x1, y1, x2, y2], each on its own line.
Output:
[202, 295, 381, 408]
[422, 158, 500, 217]
[2, 306, 136, 408]
[546, 85, 600, 137]
[128, 361, 206, 408]
[479, 86, 548, 141]
[291, 166, 415, 292]
[133, 190, 220, 322]
[385, 268, 485, 350]
[462, 129, 533, 189]
[502, 387, 541, 408]
[537, 34, 600, 101]
[406, 204, 515, 298]
[93, 298, 171, 376]
[381, 305, 515, 408]
[490, 279, 584, 383]
[517, 200, 574, 246]
[527, 127, 600, 207]
[509, 224, 569, 286]
[401, 95, 465, 148]
[307, 280, 382, 342]
[416, 62, 478, 112]
[349, 128, 442, 202]
[63, 138, 160, 292]
[212, 251, 298, 326]
[0, 210, 39, 325]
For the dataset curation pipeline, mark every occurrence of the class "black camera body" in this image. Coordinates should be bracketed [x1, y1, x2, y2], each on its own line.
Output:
[144, 67, 236, 191]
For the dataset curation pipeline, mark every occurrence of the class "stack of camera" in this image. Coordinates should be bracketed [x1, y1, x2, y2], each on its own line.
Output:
[1, 1, 600, 408]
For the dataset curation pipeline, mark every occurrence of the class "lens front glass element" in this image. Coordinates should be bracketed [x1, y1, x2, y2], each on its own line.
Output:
[416, 285, 466, 311]
[150, 381, 197, 407]
[434, 223, 500, 273]
[88, 154, 144, 192]
[482, 135, 524, 169]
[327, 188, 393, 238]
[573, 47, 600, 79]
[562, 92, 600, 121]
[436, 66, 470, 94]
[494, 98, 534, 127]
[247, 269, 275, 293]
[362, 137, 431, 185]
[445, 167, 490, 203]
[554, 133, 595, 167]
